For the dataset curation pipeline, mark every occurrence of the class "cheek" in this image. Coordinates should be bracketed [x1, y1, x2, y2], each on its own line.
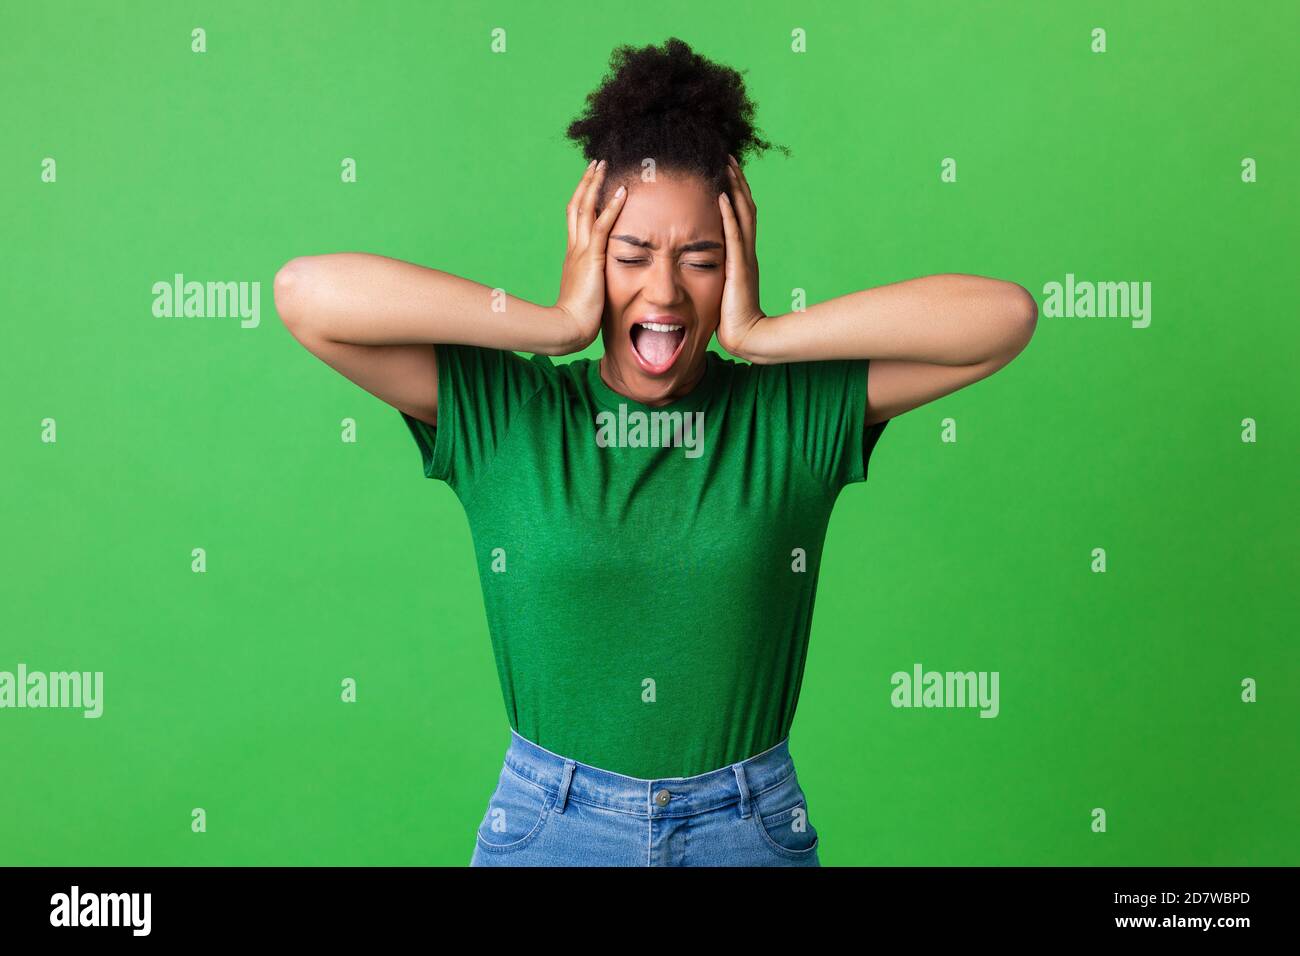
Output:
[705, 275, 726, 324]
[604, 264, 631, 299]
[602, 269, 635, 323]
[689, 272, 724, 308]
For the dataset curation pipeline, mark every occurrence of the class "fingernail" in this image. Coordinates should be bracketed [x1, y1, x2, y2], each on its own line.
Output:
[587, 159, 595, 169]
[615, 185, 625, 197]
[597, 159, 606, 170]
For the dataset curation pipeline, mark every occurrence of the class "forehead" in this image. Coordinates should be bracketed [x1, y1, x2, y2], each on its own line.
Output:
[612, 173, 721, 239]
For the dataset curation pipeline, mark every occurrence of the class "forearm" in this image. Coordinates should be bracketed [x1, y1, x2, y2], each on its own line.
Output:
[272, 252, 580, 355]
[736, 273, 1037, 366]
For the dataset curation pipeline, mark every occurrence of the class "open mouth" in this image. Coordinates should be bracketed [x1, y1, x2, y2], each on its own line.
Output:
[629, 320, 688, 374]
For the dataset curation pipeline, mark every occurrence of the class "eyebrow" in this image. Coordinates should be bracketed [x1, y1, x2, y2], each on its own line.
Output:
[611, 234, 723, 253]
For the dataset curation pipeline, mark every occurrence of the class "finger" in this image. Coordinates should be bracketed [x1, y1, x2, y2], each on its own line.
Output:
[591, 183, 627, 250]
[728, 154, 755, 210]
[568, 160, 596, 249]
[578, 159, 606, 248]
[728, 163, 759, 243]
[724, 166, 756, 253]
[726, 156, 757, 237]
[717, 191, 744, 280]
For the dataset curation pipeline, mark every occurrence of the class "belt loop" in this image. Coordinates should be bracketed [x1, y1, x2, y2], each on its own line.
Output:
[553, 759, 576, 814]
[731, 762, 752, 819]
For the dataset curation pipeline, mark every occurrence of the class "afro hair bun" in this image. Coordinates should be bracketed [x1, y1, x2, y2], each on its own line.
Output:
[565, 36, 788, 196]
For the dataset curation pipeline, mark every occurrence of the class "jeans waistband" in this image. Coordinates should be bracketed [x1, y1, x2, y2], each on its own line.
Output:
[501, 728, 796, 820]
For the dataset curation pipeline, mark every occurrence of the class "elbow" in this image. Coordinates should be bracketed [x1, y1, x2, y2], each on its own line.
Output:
[1008, 281, 1038, 327]
[987, 282, 1037, 364]
[273, 256, 315, 331]
[1007, 281, 1038, 350]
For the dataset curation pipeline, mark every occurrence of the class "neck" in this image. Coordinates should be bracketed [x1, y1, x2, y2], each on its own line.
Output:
[599, 352, 708, 407]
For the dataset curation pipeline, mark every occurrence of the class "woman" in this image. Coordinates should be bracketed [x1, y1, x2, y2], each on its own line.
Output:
[273, 38, 1036, 866]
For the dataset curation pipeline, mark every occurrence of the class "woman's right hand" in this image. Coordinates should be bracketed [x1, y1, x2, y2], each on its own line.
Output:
[553, 159, 627, 352]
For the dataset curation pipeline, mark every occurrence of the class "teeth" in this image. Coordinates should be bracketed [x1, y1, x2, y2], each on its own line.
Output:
[640, 321, 684, 332]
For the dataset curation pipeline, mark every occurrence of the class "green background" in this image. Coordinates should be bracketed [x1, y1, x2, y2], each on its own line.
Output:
[2, 0, 1295, 866]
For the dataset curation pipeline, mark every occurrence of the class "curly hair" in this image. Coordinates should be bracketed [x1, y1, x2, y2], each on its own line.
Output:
[564, 37, 789, 212]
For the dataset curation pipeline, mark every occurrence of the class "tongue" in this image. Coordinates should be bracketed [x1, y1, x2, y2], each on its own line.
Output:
[633, 327, 683, 367]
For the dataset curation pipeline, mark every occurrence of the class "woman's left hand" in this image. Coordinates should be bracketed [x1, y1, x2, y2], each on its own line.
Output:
[716, 154, 766, 358]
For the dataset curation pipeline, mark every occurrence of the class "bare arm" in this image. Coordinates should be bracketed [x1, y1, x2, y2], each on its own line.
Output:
[717, 157, 1037, 426]
[272, 253, 579, 428]
[272, 161, 625, 429]
[735, 274, 1038, 424]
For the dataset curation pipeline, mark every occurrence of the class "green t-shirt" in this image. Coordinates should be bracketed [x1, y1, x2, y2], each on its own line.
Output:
[400, 345, 888, 780]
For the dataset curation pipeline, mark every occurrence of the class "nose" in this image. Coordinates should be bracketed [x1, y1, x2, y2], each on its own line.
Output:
[642, 255, 685, 308]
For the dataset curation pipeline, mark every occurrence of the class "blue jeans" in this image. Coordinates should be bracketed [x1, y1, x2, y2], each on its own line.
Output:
[469, 729, 821, 866]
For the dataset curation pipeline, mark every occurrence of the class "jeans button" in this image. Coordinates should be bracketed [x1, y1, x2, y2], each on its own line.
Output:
[653, 788, 671, 807]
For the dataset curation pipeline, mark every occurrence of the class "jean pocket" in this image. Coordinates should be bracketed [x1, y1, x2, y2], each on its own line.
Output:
[751, 771, 819, 860]
[476, 764, 554, 853]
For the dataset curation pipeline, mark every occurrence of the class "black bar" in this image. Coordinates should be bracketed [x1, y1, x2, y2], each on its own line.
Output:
[0, 866, 1289, 941]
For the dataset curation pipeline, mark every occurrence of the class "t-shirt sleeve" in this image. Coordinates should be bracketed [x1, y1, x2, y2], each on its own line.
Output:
[398, 344, 548, 496]
[762, 357, 889, 493]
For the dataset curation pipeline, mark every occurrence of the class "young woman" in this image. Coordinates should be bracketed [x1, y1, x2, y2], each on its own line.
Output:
[273, 38, 1036, 866]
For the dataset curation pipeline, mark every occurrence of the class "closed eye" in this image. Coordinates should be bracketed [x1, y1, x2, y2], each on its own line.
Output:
[616, 258, 718, 270]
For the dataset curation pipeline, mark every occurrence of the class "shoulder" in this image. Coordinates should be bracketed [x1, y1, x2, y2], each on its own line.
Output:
[716, 352, 865, 397]
[445, 344, 559, 383]
[541, 354, 591, 391]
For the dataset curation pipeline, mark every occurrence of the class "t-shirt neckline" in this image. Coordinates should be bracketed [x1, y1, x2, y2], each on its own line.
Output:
[586, 350, 718, 415]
